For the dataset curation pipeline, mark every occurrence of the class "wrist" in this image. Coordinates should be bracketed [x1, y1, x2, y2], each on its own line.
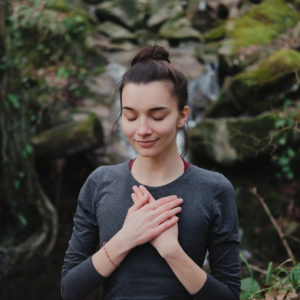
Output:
[159, 241, 182, 260]
[115, 229, 134, 253]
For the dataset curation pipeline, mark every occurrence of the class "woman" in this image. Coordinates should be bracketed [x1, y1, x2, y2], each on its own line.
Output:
[61, 45, 241, 300]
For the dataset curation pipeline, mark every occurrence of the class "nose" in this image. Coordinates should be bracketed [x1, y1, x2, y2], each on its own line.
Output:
[137, 118, 152, 137]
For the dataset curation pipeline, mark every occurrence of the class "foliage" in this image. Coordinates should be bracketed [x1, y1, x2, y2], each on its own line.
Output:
[228, 0, 300, 53]
[0, 0, 104, 262]
[271, 99, 300, 180]
[5, 0, 103, 133]
[241, 254, 300, 299]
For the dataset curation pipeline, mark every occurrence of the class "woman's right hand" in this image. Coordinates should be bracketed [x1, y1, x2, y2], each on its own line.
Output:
[118, 192, 182, 251]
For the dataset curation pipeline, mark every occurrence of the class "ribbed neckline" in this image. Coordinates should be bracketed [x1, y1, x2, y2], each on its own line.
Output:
[124, 159, 193, 191]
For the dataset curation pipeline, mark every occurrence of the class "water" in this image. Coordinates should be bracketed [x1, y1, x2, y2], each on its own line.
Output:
[188, 61, 220, 127]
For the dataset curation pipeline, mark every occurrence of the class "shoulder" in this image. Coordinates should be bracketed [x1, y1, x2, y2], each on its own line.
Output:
[187, 164, 235, 199]
[188, 164, 230, 186]
[86, 160, 129, 186]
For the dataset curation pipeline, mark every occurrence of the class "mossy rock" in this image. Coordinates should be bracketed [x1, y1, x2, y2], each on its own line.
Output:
[207, 49, 300, 117]
[31, 113, 104, 158]
[204, 23, 226, 42]
[97, 21, 137, 42]
[225, 0, 300, 54]
[190, 109, 300, 166]
[95, 0, 140, 29]
[216, 0, 300, 75]
[159, 18, 202, 41]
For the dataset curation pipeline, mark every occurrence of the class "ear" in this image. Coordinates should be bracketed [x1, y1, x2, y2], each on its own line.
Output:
[177, 105, 189, 128]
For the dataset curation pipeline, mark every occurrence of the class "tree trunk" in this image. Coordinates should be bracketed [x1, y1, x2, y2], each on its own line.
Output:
[0, 0, 57, 277]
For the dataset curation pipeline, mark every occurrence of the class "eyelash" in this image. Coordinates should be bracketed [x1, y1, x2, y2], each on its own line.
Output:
[127, 117, 164, 122]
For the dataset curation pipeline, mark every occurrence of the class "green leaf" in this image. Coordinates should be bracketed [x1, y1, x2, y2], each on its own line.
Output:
[13, 180, 20, 190]
[274, 119, 285, 129]
[278, 137, 286, 146]
[7, 93, 20, 109]
[265, 261, 273, 285]
[22, 144, 33, 158]
[18, 171, 25, 178]
[286, 171, 294, 179]
[57, 67, 70, 79]
[286, 148, 295, 158]
[278, 156, 289, 166]
[18, 214, 28, 227]
[241, 277, 260, 300]
[283, 99, 292, 109]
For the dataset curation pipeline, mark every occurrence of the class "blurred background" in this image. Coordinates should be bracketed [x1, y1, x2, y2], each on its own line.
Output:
[0, 0, 300, 299]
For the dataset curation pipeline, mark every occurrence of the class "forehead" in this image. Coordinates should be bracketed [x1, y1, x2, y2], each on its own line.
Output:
[121, 81, 177, 110]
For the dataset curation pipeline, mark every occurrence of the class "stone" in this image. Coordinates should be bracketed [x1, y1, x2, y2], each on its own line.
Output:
[207, 49, 300, 117]
[147, 5, 183, 28]
[95, 0, 139, 29]
[97, 21, 136, 42]
[190, 109, 300, 166]
[159, 18, 202, 41]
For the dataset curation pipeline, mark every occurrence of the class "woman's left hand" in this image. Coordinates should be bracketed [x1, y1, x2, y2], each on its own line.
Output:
[131, 185, 181, 258]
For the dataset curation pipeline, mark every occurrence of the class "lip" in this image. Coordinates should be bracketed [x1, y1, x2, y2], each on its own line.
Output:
[135, 139, 159, 148]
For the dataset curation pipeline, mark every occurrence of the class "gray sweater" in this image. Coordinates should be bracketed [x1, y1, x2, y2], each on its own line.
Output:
[61, 161, 241, 300]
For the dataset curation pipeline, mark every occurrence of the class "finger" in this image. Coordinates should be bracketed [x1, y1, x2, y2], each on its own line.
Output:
[155, 206, 182, 225]
[132, 185, 144, 198]
[149, 195, 178, 210]
[131, 193, 138, 204]
[130, 192, 149, 211]
[154, 198, 183, 215]
[139, 185, 155, 203]
[153, 216, 179, 236]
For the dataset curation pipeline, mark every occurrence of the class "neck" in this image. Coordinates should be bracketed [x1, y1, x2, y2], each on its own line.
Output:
[131, 146, 184, 187]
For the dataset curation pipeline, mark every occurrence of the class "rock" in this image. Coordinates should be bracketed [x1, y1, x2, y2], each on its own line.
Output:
[216, 0, 300, 75]
[226, 0, 300, 54]
[31, 113, 104, 158]
[147, 4, 183, 28]
[204, 24, 226, 42]
[159, 18, 202, 41]
[207, 49, 300, 117]
[169, 47, 206, 81]
[190, 109, 300, 166]
[97, 21, 136, 42]
[95, 0, 139, 29]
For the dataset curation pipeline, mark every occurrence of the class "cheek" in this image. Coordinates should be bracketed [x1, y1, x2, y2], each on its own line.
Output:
[121, 119, 135, 138]
[156, 119, 178, 136]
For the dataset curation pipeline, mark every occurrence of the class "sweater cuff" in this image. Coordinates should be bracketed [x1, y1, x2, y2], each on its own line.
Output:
[192, 273, 214, 298]
[61, 256, 105, 300]
[191, 274, 238, 300]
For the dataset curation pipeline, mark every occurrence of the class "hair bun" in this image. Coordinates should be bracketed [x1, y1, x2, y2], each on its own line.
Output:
[131, 45, 170, 66]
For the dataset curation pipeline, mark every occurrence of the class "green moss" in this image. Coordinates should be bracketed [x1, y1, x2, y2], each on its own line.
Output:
[227, 0, 300, 53]
[227, 113, 277, 161]
[204, 24, 226, 42]
[237, 49, 300, 85]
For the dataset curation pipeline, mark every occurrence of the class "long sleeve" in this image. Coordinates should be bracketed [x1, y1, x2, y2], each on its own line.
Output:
[193, 174, 241, 300]
[61, 172, 105, 300]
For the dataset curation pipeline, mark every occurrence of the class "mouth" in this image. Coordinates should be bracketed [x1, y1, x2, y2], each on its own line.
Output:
[135, 139, 159, 148]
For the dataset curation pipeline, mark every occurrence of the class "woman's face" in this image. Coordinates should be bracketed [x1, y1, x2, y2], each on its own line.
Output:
[121, 81, 188, 158]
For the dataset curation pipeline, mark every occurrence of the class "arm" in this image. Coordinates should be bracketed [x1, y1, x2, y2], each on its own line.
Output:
[61, 172, 183, 300]
[61, 173, 103, 300]
[133, 177, 241, 300]
[193, 174, 241, 299]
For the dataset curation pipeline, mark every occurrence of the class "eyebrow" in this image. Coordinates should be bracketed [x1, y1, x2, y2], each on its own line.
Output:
[122, 106, 168, 112]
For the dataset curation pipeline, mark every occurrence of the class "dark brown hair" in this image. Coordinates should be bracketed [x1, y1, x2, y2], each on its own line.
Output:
[116, 45, 189, 155]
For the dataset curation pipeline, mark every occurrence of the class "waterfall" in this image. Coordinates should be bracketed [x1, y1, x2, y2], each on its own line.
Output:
[187, 61, 220, 127]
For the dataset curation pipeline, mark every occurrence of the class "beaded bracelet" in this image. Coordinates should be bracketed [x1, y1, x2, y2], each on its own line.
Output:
[103, 241, 119, 268]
